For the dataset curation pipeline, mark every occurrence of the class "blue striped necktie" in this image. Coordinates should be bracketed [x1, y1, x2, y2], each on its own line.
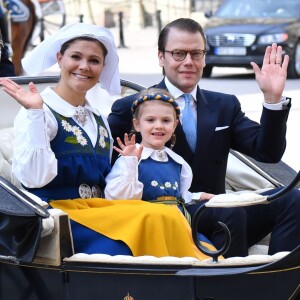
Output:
[182, 94, 196, 152]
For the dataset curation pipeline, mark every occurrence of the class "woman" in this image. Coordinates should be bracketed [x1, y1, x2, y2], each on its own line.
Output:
[0, 22, 129, 255]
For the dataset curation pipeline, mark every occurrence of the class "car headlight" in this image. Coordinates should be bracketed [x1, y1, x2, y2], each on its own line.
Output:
[257, 33, 288, 44]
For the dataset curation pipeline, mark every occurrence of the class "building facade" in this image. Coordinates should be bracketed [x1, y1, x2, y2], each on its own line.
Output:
[64, 0, 224, 29]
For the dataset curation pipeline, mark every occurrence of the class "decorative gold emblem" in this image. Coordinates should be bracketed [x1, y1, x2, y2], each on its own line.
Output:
[123, 292, 134, 300]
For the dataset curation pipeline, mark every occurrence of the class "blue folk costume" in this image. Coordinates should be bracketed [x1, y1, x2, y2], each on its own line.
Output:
[105, 146, 193, 216]
[39, 107, 134, 254]
[104, 145, 216, 258]
[27, 107, 111, 200]
[13, 88, 216, 259]
[138, 153, 190, 219]
[140, 156, 181, 198]
[23, 90, 132, 255]
[13, 78, 217, 258]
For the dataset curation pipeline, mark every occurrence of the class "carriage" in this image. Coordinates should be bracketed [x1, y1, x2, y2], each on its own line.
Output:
[0, 76, 300, 300]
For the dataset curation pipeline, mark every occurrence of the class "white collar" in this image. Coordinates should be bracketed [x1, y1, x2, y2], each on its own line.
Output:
[164, 77, 198, 101]
[140, 145, 187, 165]
[41, 87, 101, 118]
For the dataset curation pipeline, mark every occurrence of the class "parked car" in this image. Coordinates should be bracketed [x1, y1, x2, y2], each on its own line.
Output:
[203, 0, 300, 78]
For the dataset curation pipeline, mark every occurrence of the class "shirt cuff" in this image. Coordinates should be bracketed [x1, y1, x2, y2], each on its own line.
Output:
[263, 96, 291, 111]
[191, 192, 203, 202]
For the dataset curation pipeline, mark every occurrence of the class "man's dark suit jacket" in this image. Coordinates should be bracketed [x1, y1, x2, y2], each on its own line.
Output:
[108, 79, 290, 195]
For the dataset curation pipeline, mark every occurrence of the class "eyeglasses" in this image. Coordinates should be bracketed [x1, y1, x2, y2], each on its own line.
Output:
[164, 49, 206, 61]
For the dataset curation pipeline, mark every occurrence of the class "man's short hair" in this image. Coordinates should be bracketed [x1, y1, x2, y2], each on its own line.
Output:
[158, 18, 206, 52]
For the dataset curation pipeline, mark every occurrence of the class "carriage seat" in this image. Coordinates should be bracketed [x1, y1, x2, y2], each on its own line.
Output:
[33, 208, 74, 266]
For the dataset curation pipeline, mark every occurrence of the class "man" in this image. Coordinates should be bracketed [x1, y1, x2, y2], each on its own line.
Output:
[108, 18, 300, 257]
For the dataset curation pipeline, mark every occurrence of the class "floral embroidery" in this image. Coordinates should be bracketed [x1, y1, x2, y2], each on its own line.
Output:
[62, 120, 88, 146]
[173, 182, 178, 190]
[98, 125, 109, 149]
[61, 120, 72, 132]
[99, 125, 108, 138]
[165, 182, 171, 188]
[59, 113, 110, 151]
[151, 180, 178, 191]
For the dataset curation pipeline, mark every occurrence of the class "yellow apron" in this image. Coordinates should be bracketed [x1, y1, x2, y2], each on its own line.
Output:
[50, 198, 219, 260]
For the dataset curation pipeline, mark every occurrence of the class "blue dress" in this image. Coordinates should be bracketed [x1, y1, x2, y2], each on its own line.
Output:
[138, 155, 212, 245]
[26, 108, 132, 255]
[139, 157, 182, 201]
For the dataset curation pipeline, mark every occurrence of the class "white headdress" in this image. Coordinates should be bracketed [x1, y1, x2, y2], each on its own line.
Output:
[22, 22, 120, 95]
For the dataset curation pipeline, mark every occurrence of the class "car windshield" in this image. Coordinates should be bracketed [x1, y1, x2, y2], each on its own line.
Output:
[215, 0, 299, 19]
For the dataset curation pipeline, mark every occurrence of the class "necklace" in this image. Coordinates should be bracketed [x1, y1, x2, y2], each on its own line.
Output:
[74, 105, 87, 126]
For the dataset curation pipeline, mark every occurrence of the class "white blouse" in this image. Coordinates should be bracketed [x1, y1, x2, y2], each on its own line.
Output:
[104, 145, 195, 203]
[12, 87, 113, 188]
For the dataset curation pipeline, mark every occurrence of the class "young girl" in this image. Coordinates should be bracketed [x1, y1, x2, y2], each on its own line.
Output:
[104, 88, 216, 257]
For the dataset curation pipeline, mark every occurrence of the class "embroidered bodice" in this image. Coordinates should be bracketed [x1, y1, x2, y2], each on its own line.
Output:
[26, 108, 111, 201]
[138, 156, 182, 201]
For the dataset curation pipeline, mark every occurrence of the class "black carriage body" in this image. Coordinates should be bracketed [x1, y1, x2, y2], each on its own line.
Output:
[1, 253, 300, 300]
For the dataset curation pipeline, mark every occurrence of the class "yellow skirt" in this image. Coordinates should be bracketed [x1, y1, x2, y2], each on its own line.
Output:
[50, 198, 218, 260]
